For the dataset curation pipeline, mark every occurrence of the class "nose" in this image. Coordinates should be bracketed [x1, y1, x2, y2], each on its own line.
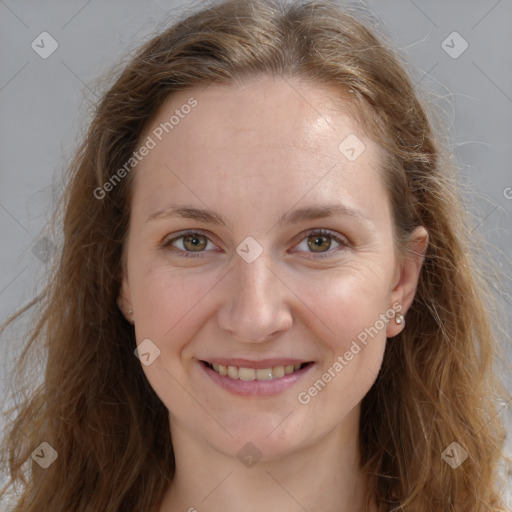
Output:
[216, 250, 293, 344]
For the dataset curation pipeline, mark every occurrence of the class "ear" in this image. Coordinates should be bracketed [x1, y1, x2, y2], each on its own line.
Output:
[117, 268, 134, 324]
[386, 226, 429, 338]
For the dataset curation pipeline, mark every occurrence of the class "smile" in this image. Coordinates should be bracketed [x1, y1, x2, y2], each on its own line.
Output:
[202, 361, 310, 381]
[198, 360, 315, 397]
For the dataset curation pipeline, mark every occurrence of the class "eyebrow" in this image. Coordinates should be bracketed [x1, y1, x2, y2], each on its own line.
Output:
[145, 203, 370, 229]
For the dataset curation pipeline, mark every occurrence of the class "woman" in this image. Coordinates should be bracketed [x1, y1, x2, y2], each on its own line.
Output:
[0, 0, 510, 510]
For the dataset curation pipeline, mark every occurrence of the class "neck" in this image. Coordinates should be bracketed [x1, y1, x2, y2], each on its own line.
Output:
[158, 407, 376, 512]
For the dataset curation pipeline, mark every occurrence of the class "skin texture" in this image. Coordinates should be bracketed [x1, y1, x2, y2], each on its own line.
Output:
[118, 75, 428, 512]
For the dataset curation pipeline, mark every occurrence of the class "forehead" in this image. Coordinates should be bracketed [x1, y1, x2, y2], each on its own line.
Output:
[152, 76, 362, 154]
[130, 76, 388, 225]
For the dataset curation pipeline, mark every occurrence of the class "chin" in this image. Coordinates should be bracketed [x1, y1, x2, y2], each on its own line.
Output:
[211, 412, 314, 461]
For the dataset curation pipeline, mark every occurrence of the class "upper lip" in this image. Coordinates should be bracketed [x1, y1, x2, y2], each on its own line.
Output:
[200, 358, 313, 369]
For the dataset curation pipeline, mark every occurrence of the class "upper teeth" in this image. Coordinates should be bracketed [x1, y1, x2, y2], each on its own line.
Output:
[211, 363, 303, 381]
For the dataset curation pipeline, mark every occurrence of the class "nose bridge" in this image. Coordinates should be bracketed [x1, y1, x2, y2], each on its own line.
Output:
[217, 249, 292, 343]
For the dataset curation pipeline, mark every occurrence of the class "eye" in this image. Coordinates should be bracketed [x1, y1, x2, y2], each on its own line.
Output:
[162, 230, 215, 258]
[293, 229, 348, 259]
[162, 229, 348, 259]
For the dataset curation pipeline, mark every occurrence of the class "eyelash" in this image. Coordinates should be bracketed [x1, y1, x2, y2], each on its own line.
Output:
[162, 229, 349, 260]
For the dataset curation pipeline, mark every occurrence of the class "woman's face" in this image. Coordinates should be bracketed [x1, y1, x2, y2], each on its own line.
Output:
[119, 76, 426, 460]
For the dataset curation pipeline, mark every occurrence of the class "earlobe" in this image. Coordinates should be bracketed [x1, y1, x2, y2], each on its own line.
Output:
[386, 226, 429, 338]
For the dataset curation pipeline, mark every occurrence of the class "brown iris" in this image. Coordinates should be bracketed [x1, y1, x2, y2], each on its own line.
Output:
[308, 234, 332, 253]
[182, 233, 208, 251]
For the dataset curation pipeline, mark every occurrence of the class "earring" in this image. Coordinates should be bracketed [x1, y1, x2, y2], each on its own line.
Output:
[395, 313, 404, 325]
[128, 309, 133, 315]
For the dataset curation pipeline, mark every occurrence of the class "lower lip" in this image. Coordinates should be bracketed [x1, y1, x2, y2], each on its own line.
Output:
[198, 361, 314, 397]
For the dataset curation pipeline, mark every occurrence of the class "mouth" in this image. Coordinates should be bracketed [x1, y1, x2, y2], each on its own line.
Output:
[200, 360, 313, 381]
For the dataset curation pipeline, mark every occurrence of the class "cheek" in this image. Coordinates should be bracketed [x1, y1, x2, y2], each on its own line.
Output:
[293, 263, 392, 347]
[132, 265, 220, 344]
[130, 267, 223, 415]
[290, 266, 391, 411]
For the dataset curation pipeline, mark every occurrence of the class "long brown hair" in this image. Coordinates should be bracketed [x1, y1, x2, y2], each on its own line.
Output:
[1, 1, 510, 510]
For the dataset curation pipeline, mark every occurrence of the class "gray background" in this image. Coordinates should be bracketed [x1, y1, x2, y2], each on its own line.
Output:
[1, 0, 511, 504]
